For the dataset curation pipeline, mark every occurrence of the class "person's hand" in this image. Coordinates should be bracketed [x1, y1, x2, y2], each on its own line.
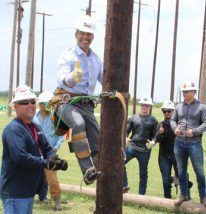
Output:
[146, 140, 155, 149]
[185, 128, 193, 137]
[45, 158, 58, 170]
[174, 126, 181, 136]
[159, 124, 164, 134]
[126, 137, 132, 144]
[72, 60, 83, 83]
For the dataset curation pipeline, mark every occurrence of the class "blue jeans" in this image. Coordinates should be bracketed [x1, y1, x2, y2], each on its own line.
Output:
[124, 146, 151, 195]
[2, 198, 34, 214]
[159, 154, 173, 198]
[174, 139, 206, 198]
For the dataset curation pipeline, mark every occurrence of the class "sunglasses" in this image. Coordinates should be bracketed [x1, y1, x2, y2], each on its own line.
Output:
[39, 102, 48, 105]
[141, 104, 151, 107]
[182, 90, 192, 93]
[17, 99, 36, 105]
[162, 110, 172, 114]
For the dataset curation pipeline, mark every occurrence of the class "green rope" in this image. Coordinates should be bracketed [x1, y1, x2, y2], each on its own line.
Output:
[51, 94, 101, 136]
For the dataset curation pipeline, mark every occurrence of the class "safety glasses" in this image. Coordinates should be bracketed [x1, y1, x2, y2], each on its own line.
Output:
[162, 109, 172, 114]
[182, 90, 192, 93]
[140, 104, 151, 107]
[39, 102, 48, 105]
[17, 99, 36, 105]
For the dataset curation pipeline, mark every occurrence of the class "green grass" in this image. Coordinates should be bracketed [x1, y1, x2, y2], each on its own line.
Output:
[0, 103, 205, 213]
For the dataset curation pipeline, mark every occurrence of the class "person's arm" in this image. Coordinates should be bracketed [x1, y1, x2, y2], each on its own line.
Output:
[152, 119, 158, 140]
[155, 122, 164, 143]
[53, 135, 65, 151]
[192, 105, 206, 136]
[98, 58, 103, 84]
[127, 117, 133, 137]
[6, 129, 48, 170]
[57, 52, 82, 88]
[170, 108, 178, 132]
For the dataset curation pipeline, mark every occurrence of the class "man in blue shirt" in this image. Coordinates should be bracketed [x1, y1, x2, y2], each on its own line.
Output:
[56, 15, 103, 185]
[0, 85, 67, 214]
[33, 91, 64, 210]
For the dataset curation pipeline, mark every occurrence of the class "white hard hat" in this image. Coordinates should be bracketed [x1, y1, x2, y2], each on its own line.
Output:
[181, 81, 198, 91]
[38, 91, 54, 103]
[161, 101, 175, 110]
[10, 85, 36, 106]
[74, 15, 96, 34]
[139, 95, 153, 106]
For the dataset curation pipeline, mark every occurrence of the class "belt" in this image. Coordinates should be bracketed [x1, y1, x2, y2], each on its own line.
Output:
[64, 91, 95, 108]
[67, 92, 86, 97]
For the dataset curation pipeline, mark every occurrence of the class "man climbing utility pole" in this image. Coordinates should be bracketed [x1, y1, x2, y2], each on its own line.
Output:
[96, 1, 133, 213]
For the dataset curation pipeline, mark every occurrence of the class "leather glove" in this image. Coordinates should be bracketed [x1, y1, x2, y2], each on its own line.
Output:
[54, 157, 68, 171]
[146, 140, 155, 149]
[72, 60, 83, 83]
[45, 157, 68, 171]
[45, 158, 59, 170]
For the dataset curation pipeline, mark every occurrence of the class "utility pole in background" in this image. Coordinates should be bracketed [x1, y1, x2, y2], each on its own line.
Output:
[16, 1, 25, 86]
[26, 0, 36, 87]
[83, 0, 95, 16]
[199, 29, 206, 104]
[86, 0, 92, 16]
[96, 0, 133, 213]
[170, 0, 179, 101]
[8, 0, 18, 117]
[198, 0, 206, 99]
[36, 12, 52, 92]
[150, 0, 161, 101]
[132, 0, 141, 115]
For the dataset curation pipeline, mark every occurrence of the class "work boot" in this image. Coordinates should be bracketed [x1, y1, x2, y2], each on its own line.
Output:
[200, 197, 206, 207]
[83, 167, 101, 185]
[54, 197, 62, 211]
[175, 195, 188, 205]
[123, 186, 130, 194]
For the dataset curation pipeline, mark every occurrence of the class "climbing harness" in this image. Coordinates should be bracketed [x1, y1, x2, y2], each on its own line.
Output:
[46, 90, 127, 161]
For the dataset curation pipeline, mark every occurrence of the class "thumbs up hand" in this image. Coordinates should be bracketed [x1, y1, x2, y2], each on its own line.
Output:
[72, 60, 83, 83]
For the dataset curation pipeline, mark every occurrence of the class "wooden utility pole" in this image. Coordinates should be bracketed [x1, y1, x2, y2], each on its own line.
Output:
[8, 0, 18, 116]
[16, 1, 25, 86]
[25, 0, 36, 87]
[36, 12, 52, 92]
[150, 0, 161, 101]
[133, 0, 141, 115]
[198, 0, 206, 99]
[170, 0, 179, 101]
[86, 0, 92, 16]
[199, 29, 206, 104]
[96, 0, 133, 213]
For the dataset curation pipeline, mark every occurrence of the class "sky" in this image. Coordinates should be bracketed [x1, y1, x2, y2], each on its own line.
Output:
[0, 0, 205, 102]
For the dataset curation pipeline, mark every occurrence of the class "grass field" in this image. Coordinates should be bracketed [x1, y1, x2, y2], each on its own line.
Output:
[0, 102, 205, 213]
